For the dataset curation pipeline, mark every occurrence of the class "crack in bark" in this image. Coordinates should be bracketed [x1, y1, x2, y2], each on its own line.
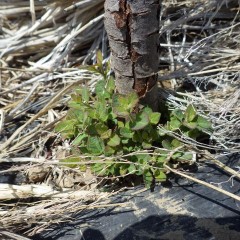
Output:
[124, 3, 137, 93]
[105, 0, 160, 108]
[112, 0, 127, 29]
[115, 3, 137, 69]
[114, 1, 153, 98]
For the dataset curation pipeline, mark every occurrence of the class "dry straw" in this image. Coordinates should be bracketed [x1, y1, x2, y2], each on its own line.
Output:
[0, 0, 239, 236]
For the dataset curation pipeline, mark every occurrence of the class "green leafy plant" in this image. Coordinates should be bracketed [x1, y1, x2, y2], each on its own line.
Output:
[55, 53, 212, 188]
[160, 104, 212, 147]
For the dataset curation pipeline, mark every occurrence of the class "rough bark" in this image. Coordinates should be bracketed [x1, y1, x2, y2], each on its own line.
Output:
[104, 0, 160, 111]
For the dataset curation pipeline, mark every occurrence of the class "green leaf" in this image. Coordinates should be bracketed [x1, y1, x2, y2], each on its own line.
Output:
[95, 102, 109, 122]
[162, 139, 172, 149]
[183, 121, 197, 129]
[82, 86, 90, 102]
[132, 132, 141, 142]
[72, 134, 87, 145]
[155, 148, 168, 155]
[87, 107, 98, 120]
[143, 170, 153, 188]
[154, 170, 166, 182]
[119, 164, 129, 175]
[159, 128, 166, 136]
[142, 142, 152, 149]
[172, 109, 184, 121]
[67, 101, 83, 110]
[169, 118, 181, 130]
[121, 138, 129, 144]
[91, 163, 106, 176]
[128, 164, 136, 173]
[131, 112, 149, 131]
[87, 125, 98, 135]
[187, 129, 201, 139]
[119, 127, 134, 138]
[171, 139, 182, 147]
[126, 92, 139, 110]
[164, 121, 171, 131]
[112, 92, 138, 117]
[106, 77, 115, 93]
[172, 152, 183, 160]
[142, 107, 153, 115]
[84, 65, 102, 75]
[135, 154, 151, 165]
[112, 94, 130, 117]
[87, 136, 104, 155]
[67, 109, 84, 123]
[178, 152, 193, 161]
[104, 145, 115, 156]
[149, 112, 161, 125]
[185, 104, 197, 122]
[109, 111, 117, 121]
[156, 155, 167, 163]
[95, 123, 108, 135]
[148, 128, 159, 141]
[55, 119, 76, 138]
[95, 80, 110, 99]
[107, 134, 121, 147]
[109, 164, 119, 175]
[197, 116, 212, 131]
[106, 61, 111, 76]
[118, 121, 125, 128]
[71, 93, 82, 103]
[101, 129, 112, 139]
[123, 145, 133, 152]
[142, 131, 148, 140]
[125, 121, 130, 129]
[82, 111, 90, 126]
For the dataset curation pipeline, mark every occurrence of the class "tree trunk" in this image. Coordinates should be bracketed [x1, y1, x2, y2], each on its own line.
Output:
[104, 0, 160, 111]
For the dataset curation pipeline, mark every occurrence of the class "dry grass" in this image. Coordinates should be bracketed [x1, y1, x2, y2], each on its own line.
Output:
[0, 0, 239, 237]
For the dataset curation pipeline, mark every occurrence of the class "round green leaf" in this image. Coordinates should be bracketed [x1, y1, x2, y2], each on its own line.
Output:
[128, 164, 136, 173]
[177, 152, 193, 161]
[104, 145, 115, 156]
[112, 94, 130, 117]
[91, 163, 106, 176]
[154, 170, 166, 182]
[101, 129, 112, 139]
[107, 134, 121, 147]
[162, 139, 172, 149]
[142, 142, 152, 149]
[169, 118, 181, 130]
[172, 109, 184, 121]
[197, 116, 212, 131]
[171, 139, 182, 147]
[149, 112, 161, 125]
[55, 119, 76, 138]
[131, 112, 149, 131]
[119, 127, 134, 138]
[87, 136, 104, 155]
[112, 92, 138, 117]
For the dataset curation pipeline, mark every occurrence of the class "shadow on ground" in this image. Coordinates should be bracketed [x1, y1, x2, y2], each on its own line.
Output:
[33, 154, 240, 240]
[33, 214, 240, 240]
